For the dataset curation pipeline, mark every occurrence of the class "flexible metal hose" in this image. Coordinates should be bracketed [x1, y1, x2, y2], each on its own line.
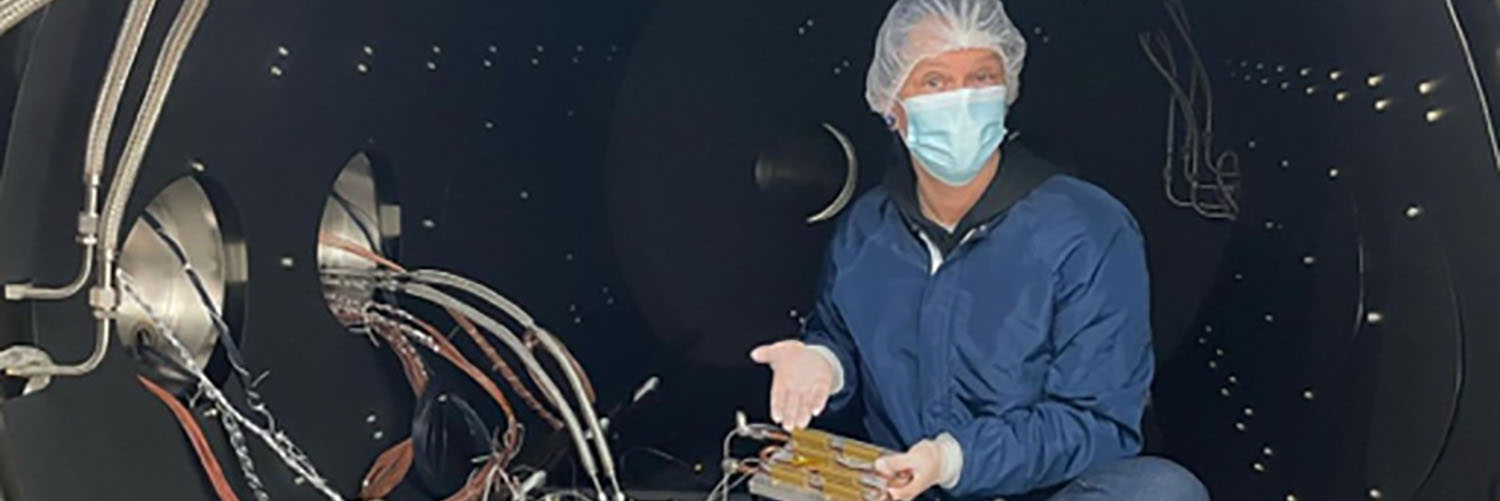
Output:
[4, 0, 207, 380]
[530, 327, 623, 499]
[408, 269, 622, 498]
[0, 0, 51, 36]
[3, 0, 156, 301]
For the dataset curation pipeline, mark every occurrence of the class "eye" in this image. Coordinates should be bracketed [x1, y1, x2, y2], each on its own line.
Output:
[923, 75, 944, 90]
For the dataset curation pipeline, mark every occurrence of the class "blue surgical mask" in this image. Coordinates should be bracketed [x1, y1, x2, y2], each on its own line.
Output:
[899, 85, 1009, 186]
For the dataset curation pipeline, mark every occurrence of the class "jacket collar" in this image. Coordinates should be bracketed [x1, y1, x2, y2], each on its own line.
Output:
[885, 140, 1062, 256]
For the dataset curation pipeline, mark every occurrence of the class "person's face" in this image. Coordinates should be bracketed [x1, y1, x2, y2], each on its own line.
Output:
[890, 48, 1007, 134]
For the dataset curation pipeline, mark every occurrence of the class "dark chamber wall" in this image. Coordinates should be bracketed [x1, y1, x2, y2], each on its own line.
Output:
[0, 0, 1496, 500]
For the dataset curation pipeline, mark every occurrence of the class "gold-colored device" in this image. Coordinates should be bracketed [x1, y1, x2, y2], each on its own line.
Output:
[721, 413, 906, 501]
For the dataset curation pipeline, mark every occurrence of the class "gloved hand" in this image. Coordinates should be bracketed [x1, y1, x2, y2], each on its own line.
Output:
[749, 340, 836, 430]
[874, 439, 945, 501]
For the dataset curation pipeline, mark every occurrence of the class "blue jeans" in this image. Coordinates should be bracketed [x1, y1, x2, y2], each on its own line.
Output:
[1044, 457, 1209, 501]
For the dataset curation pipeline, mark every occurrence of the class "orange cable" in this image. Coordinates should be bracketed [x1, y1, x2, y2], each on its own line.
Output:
[138, 375, 241, 501]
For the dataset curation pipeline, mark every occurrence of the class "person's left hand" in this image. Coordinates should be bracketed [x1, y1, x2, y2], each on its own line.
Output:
[874, 440, 944, 501]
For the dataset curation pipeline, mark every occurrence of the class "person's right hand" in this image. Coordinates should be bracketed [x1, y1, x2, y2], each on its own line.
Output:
[750, 340, 836, 430]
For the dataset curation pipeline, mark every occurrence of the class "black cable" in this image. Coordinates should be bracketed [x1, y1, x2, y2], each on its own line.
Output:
[329, 190, 382, 253]
[135, 342, 196, 383]
[139, 211, 251, 380]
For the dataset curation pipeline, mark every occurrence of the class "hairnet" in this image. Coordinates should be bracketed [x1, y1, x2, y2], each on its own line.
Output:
[864, 0, 1028, 116]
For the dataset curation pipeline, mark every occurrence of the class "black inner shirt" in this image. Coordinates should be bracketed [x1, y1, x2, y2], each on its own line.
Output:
[885, 141, 1064, 257]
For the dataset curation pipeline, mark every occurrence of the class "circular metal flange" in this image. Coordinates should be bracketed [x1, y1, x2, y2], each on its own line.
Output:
[116, 176, 245, 387]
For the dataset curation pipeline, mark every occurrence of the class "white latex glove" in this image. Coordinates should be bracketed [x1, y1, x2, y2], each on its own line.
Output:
[749, 340, 836, 430]
[874, 439, 945, 501]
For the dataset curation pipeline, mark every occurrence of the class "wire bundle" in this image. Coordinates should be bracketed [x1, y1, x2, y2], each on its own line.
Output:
[119, 269, 343, 500]
[320, 235, 621, 501]
[1139, 0, 1240, 221]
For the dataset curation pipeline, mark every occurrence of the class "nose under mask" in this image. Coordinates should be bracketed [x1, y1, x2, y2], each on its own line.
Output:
[899, 85, 1009, 187]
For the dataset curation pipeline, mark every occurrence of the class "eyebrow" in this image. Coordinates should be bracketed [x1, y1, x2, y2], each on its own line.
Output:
[916, 60, 951, 70]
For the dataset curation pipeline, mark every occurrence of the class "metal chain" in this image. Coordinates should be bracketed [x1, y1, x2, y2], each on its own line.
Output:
[220, 404, 271, 501]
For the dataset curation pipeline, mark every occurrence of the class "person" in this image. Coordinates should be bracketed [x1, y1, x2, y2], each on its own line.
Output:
[748, 1, 1210, 500]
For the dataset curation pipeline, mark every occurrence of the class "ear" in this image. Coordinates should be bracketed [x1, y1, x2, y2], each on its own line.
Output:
[888, 104, 909, 136]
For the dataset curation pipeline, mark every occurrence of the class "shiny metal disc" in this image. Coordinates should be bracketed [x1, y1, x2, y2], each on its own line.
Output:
[115, 176, 231, 384]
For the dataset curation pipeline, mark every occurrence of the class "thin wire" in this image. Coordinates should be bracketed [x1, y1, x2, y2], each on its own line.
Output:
[398, 283, 605, 500]
[117, 270, 342, 500]
[137, 211, 278, 501]
[137, 375, 242, 501]
[404, 268, 616, 495]
[1138, 0, 1239, 221]
[329, 190, 382, 253]
[221, 410, 272, 501]
[1443, 0, 1500, 175]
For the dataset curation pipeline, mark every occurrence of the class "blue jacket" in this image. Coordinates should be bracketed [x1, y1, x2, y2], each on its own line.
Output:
[802, 145, 1153, 498]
